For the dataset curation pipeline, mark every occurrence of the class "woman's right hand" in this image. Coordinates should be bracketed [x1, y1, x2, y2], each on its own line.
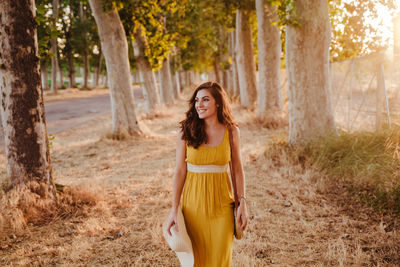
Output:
[166, 209, 179, 236]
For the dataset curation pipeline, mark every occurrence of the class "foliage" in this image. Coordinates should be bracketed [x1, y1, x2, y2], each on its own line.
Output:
[295, 128, 400, 214]
[268, 0, 300, 27]
[117, 0, 178, 70]
[69, 2, 99, 67]
[36, 0, 57, 61]
[171, 0, 237, 72]
[329, 0, 397, 61]
[34, 0, 400, 79]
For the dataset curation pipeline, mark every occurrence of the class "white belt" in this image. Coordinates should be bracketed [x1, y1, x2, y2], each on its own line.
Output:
[187, 163, 229, 173]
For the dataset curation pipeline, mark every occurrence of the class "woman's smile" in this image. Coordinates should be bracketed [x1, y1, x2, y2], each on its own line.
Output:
[195, 89, 217, 119]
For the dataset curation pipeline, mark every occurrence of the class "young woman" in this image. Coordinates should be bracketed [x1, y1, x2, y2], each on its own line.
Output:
[166, 81, 248, 266]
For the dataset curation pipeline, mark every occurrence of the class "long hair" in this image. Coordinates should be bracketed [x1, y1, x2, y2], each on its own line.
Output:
[180, 81, 236, 148]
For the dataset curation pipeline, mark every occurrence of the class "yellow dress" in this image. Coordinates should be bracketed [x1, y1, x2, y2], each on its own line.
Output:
[182, 128, 234, 267]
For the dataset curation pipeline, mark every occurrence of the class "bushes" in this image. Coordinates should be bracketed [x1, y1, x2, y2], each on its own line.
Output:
[270, 127, 400, 214]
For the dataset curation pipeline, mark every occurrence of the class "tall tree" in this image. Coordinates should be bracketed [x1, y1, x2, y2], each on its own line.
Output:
[230, 29, 240, 97]
[89, 0, 141, 135]
[50, 0, 59, 93]
[63, 0, 76, 88]
[0, 0, 56, 196]
[236, 8, 257, 108]
[158, 58, 175, 106]
[132, 28, 161, 111]
[286, 0, 336, 143]
[36, 0, 52, 90]
[256, 0, 282, 115]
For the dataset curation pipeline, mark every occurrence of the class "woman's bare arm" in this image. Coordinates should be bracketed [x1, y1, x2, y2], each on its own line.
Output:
[231, 126, 248, 230]
[166, 130, 187, 235]
[171, 129, 187, 211]
[231, 126, 246, 200]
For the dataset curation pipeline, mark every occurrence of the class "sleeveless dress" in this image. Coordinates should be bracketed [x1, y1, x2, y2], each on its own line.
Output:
[182, 127, 235, 267]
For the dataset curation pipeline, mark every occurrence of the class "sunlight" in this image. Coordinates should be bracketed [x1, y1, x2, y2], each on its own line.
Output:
[374, 0, 400, 45]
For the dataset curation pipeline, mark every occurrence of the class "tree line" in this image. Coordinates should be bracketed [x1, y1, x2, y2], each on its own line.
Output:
[0, 0, 397, 199]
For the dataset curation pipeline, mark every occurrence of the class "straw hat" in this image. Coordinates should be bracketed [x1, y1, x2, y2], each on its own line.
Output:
[163, 207, 194, 267]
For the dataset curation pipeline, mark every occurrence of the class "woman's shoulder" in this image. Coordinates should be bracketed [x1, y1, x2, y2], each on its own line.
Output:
[177, 128, 185, 143]
[228, 124, 240, 135]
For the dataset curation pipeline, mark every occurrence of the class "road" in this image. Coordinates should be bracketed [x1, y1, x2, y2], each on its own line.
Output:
[0, 88, 143, 153]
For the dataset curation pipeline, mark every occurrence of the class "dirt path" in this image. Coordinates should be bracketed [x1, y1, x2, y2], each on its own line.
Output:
[0, 99, 398, 266]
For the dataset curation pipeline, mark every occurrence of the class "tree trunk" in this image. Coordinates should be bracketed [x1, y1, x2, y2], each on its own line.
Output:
[236, 9, 257, 108]
[256, 0, 282, 115]
[286, 0, 336, 143]
[222, 70, 228, 89]
[231, 30, 240, 97]
[42, 61, 49, 90]
[66, 0, 75, 88]
[159, 58, 174, 106]
[50, 0, 59, 94]
[132, 30, 161, 111]
[213, 60, 220, 83]
[95, 49, 102, 87]
[178, 71, 184, 92]
[103, 73, 108, 88]
[171, 70, 178, 99]
[89, 0, 141, 135]
[174, 72, 181, 98]
[0, 0, 55, 195]
[83, 50, 89, 89]
[226, 30, 234, 94]
[227, 68, 233, 96]
[58, 63, 64, 88]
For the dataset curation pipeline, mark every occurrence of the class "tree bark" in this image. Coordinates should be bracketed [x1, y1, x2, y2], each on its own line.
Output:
[171, 70, 178, 99]
[50, 0, 59, 93]
[83, 50, 89, 89]
[58, 63, 64, 88]
[256, 0, 282, 115]
[222, 70, 228, 89]
[178, 71, 184, 92]
[89, 0, 141, 135]
[236, 9, 257, 108]
[132, 30, 161, 111]
[95, 48, 102, 87]
[66, 0, 75, 88]
[41, 61, 49, 90]
[103, 72, 108, 88]
[230, 30, 240, 97]
[174, 72, 181, 98]
[0, 0, 55, 195]
[159, 58, 174, 106]
[213, 59, 220, 83]
[286, 0, 336, 143]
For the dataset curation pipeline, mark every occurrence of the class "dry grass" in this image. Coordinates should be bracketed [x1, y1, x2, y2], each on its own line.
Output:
[0, 182, 99, 238]
[291, 128, 400, 215]
[0, 96, 399, 266]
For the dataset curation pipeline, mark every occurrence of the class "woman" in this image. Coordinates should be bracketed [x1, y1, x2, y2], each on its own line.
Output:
[166, 81, 248, 266]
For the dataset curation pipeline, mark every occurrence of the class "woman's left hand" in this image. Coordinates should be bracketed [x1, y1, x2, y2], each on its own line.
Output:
[237, 200, 248, 230]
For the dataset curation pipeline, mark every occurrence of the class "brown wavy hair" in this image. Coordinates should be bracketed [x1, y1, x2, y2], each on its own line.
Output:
[180, 81, 237, 148]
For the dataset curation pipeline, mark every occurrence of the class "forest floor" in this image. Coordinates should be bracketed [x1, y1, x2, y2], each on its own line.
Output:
[0, 91, 399, 266]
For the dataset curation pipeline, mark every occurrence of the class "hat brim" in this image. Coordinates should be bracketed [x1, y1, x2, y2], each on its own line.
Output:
[176, 251, 194, 267]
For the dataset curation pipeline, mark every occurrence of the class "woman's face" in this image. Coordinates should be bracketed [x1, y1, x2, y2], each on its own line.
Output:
[194, 89, 218, 120]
